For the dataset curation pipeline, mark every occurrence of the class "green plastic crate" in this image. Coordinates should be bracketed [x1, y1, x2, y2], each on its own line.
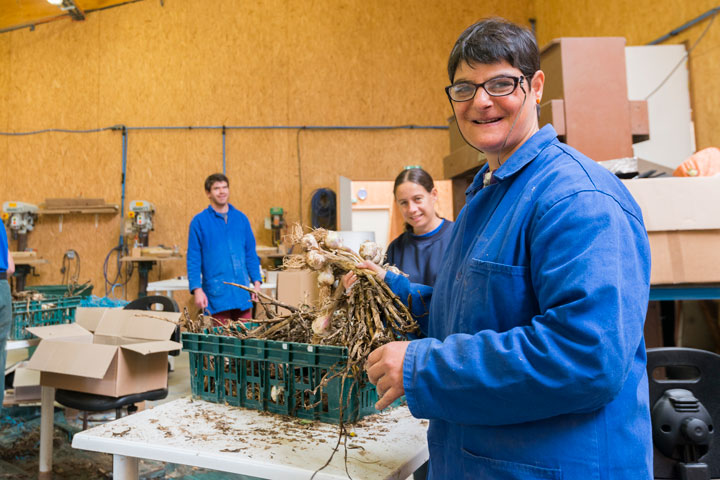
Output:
[26, 284, 93, 298]
[11, 295, 83, 340]
[182, 331, 387, 424]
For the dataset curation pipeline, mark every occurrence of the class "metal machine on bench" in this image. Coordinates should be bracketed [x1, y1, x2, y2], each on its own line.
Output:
[1, 201, 39, 290]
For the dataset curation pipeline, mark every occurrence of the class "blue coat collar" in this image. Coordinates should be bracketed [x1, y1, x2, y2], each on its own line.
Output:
[467, 124, 558, 197]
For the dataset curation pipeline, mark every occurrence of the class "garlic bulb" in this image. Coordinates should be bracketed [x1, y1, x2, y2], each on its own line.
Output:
[359, 241, 383, 264]
[306, 250, 326, 270]
[324, 230, 343, 249]
[386, 265, 406, 276]
[300, 233, 318, 251]
[270, 385, 285, 402]
[312, 314, 331, 336]
[317, 266, 335, 286]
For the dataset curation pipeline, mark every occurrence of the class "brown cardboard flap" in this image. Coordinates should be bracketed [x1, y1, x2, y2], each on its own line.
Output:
[27, 323, 92, 342]
[623, 177, 720, 232]
[95, 309, 179, 340]
[75, 307, 112, 332]
[14, 366, 40, 387]
[27, 341, 117, 378]
[121, 340, 182, 355]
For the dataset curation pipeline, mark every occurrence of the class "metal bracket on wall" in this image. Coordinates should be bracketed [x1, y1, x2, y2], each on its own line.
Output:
[61, 0, 86, 21]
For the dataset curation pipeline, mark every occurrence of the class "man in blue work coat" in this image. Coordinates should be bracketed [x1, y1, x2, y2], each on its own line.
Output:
[187, 173, 262, 324]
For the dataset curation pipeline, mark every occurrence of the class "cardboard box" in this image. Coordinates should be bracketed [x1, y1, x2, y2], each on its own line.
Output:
[12, 364, 41, 402]
[623, 176, 720, 285]
[448, 116, 468, 153]
[443, 143, 487, 180]
[27, 308, 182, 397]
[276, 270, 319, 313]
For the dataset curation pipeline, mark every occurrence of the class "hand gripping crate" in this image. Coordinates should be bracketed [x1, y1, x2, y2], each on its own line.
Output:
[11, 295, 83, 340]
[182, 331, 385, 424]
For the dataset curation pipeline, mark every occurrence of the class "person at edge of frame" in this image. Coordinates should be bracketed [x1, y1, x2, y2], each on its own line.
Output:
[0, 223, 16, 408]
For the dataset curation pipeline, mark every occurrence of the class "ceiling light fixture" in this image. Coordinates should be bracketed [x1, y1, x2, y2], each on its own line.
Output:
[47, 0, 63, 5]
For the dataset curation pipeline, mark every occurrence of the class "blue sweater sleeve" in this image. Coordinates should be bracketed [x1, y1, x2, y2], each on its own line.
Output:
[403, 192, 650, 426]
[384, 271, 433, 335]
[186, 217, 202, 292]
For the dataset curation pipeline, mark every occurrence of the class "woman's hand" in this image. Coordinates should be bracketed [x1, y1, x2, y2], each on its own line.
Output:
[342, 260, 387, 292]
[366, 341, 410, 410]
[356, 260, 386, 280]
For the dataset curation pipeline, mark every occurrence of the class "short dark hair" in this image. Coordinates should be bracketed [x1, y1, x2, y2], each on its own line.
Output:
[204, 173, 229, 192]
[447, 17, 540, 83]
[393, 167, 435, 196]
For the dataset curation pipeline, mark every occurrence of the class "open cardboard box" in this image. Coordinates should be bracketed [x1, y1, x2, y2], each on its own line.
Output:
[276, 270, 319, 314]
[623, 176, 720, 285]
[27, 307, 182, 397]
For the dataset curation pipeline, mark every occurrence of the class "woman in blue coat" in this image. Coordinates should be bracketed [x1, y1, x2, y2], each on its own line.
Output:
[356, 18, 652, 479]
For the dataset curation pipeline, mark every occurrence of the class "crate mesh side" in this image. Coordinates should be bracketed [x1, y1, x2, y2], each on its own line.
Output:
[182, 332, 387, 424]
[11, 296, 81, 340]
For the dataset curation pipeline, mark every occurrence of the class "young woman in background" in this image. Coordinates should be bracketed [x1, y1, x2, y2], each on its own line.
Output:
[385, 167, 453, 287]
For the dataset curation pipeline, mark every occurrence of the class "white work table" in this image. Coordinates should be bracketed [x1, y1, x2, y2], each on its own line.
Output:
[147, 277, 277, 300]
[70, 397, 429, 480]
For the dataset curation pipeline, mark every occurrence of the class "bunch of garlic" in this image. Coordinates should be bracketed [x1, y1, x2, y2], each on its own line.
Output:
[323, 230, 343, 249]
[359, 241, 383, 264]
[300, 233, 318, 251]
[305, 250, 326, 270]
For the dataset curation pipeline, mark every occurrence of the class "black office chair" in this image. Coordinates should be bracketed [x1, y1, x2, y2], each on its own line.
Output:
[54, 295, 179, 430]
[55, 388, 168, 430]
[647, 347, 720, 479]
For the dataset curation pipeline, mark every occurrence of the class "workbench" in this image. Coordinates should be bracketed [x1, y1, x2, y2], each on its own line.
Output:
[69, 396, 428, 480]
[649, 284, 720, 301]
[120, 254, 183, 297]
[147, 277, 277, 301]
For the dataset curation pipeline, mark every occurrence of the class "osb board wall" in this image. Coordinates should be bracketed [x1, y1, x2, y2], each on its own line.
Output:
[533, 0, 720, 153]
[0, 0, 532, 302]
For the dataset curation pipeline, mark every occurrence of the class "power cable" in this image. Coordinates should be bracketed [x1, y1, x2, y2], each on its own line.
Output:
[644, 9, 718, 101]
[60, 249, 80, 285]
[103, 245, 133, 298]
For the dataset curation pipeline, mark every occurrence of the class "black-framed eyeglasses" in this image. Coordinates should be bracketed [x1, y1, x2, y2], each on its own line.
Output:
[445, 76, 525, 102]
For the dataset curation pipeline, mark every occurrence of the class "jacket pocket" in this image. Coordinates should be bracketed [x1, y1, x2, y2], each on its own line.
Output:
[204, 278, 224, 298]
[461, 449, 561, 480]
[459, 258, 536, 333]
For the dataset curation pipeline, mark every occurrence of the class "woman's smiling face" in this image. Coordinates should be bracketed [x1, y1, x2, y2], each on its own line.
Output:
[394, 181, 438, 235]
[450, 60, 544, 164]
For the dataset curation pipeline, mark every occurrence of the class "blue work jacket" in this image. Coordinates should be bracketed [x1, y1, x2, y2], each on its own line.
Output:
[0, 226, 8, 271]
[385, 125, 652, 479]
[187, 204, 262, 314]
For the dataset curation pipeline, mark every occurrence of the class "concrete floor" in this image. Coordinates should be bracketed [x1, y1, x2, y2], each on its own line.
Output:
[4, 349, 416, 479]
[2, 349, 257, 479]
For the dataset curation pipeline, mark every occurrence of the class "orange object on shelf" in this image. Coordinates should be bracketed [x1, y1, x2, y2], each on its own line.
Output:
[673, 147, 720, 177]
